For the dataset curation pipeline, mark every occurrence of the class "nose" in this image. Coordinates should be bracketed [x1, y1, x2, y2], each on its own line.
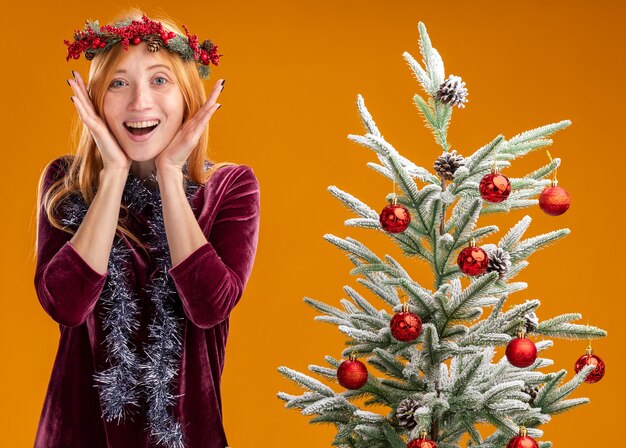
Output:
[128, 83, 152, 111]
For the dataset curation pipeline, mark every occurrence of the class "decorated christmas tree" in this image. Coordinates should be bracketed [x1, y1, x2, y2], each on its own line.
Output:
[277, 22, 607, 448]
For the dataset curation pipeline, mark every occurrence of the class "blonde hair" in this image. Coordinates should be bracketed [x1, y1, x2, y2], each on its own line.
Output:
[36, 8, 234, 258]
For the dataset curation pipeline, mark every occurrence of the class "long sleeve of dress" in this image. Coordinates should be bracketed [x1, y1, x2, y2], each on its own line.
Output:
[34, 158, 109, 328]
[168, 164, 261, 329]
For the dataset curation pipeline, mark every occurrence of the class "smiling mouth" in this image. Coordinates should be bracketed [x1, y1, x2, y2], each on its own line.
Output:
[128, 125, 157, 136]
[124, 121, 160, 136]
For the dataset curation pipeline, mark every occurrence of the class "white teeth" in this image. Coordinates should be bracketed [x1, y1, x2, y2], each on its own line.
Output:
[125, 120, 160, 128]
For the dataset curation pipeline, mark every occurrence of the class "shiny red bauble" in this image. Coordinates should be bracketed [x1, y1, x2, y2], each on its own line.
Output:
[539, 184, 570, 216]
[380, 203, 411, 233]
[457, 245, 489, 276]
[337, 356, 369, 390]
[506, 435, 539, 448]
[575, 348, 606, 383]
[479, 172, 511, 203]
[506, 337, 537, 368]
[390, 308, 423, 342]
[407, 435, 437, 448]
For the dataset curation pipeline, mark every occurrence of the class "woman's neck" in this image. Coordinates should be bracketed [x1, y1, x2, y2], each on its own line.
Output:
[130, 159, 157, 180]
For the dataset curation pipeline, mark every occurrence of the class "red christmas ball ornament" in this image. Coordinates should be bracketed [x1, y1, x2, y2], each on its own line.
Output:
[407, 430, 437, 448]
[506, 427, 538, 448]
[390, 303, 423, 342]
[539, 182, 570, 216]
[575, 346, 605, 383]
[506, 333, 537, 368]
[457, 240, 489, 276]
[379, 194, 411, 233]
[337, 354, 368, 390]
[479, 171, 511, 203]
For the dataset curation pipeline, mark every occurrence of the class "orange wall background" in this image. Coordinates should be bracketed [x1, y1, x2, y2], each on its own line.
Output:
[1, 0, 624, 446]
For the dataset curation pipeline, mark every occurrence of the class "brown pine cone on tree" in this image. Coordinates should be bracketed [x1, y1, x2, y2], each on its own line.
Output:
[483, 244, 511, 279]
[522, 385, 540, 405]
[434, 150, 465, 181]
[435, 74, 469, 108]
[524, 312, 539, 333]
[395, 397, 420, 430]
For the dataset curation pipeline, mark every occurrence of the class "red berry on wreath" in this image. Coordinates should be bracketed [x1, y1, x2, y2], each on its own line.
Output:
[506, 427, 538, 448]
[132, 36, 142, 45]
[506, 332, 537, 368]
[390, 303, 422, 342]
[379, 193, 411, 233]
[479, 171, 511, 203]
[575, 345, 605, 383]
[457, 240, 489, 276]
[539, 181, 570, 216]
[407, 430, 437, 448]
[337, 354, 368, 390]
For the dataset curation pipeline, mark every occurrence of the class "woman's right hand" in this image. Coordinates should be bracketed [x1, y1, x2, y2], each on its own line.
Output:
[67, 71, 131, 173]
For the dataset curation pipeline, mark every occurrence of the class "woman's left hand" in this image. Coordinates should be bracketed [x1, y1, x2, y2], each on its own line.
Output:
[155, 78, 224, 173]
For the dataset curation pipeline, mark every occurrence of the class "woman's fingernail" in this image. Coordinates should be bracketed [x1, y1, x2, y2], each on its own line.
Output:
[217, 104, 222, 110]
[70, 96, 74, 103]
[67, 79, 71, 87]
[221, 79, 225, 86]
[71, 70, 75, 79]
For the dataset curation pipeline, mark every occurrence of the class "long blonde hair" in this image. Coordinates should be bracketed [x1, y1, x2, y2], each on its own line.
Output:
[36, 8, 234, 257]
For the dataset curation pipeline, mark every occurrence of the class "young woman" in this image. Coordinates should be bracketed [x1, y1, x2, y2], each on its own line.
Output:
[34, 10, 260, 448]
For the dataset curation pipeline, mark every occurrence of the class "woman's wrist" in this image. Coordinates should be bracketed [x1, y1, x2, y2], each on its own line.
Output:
[156, 163, 184, 183]
[99, 166, 130, 186]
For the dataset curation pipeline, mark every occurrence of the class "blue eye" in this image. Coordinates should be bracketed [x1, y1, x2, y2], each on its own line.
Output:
[154, 76, 168, 85]
[110, 80, 125, 88]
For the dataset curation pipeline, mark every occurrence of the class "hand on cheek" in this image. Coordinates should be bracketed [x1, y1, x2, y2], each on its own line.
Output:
[156, 78, 225, 173]
[68, 70, 132, 171]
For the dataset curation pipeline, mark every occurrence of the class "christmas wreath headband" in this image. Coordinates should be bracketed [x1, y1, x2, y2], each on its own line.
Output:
[64, 15, 222, 79]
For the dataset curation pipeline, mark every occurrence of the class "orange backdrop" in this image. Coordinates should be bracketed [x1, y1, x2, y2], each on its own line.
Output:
[1, 0, 624, 446]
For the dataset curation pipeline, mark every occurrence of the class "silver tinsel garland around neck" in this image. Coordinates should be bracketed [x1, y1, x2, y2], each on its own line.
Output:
[59, 162, 209, 448]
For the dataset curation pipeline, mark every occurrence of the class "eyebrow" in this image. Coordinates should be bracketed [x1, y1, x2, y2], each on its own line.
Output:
[114, 64, 173, 74]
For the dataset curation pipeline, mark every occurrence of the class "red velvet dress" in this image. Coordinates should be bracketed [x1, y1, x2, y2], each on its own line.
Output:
[34, 157, 260, 447]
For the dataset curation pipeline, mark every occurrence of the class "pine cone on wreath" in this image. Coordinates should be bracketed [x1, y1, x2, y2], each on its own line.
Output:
[395, 397, 420, 430]
[434, 150, 465, 181]
[435, 74, 468, 108]
[84, 48, 97, 61]
[144, 35, 165, 52]
[200, 39, 214, 52]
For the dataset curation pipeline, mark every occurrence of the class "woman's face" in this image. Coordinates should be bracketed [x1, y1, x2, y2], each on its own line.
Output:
[103, 43, 185, 162]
